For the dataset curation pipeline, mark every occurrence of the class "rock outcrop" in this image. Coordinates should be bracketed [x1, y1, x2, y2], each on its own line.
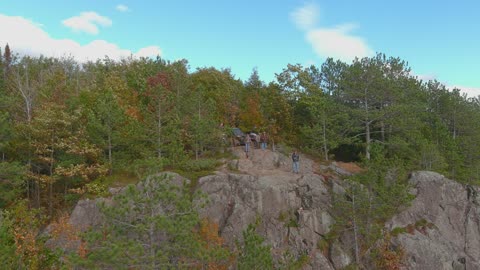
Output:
[387, 171, 480, 270]
[201, 147, 336, 269]
[62, 148, 480, 269]
[197, 172, 335, 269]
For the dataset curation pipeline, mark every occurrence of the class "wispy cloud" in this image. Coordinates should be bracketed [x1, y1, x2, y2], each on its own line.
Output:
[291, 3, 373, 63]
[116, 4, 129, 12]
[0, 14, 161, 61]
[290, 2, 318, 30]
[62, 12, 112, 35]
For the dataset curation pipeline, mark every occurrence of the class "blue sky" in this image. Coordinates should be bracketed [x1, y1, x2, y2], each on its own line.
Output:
[1, 0, 479, 95]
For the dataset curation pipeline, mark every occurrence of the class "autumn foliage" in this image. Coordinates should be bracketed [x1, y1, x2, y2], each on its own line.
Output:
[374, 233, 405, 270]
[198, 218, 234, 270]
[48, 213, 87, 258]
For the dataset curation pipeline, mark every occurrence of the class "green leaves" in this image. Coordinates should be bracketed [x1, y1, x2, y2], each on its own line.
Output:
[0, 161, 26, 208]
[331, 145, 413, 266]
[0, 200, 62, 269]
[237, 221, 274, 270]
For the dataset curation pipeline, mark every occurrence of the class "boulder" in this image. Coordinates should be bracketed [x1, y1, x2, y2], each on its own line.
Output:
[69, 198, 105, 231]
[329, 241, 352, 269]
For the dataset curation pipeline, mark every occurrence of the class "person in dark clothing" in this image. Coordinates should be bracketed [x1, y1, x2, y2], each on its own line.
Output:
[292, 150, 300, 173]
[245, 132, 252, 158]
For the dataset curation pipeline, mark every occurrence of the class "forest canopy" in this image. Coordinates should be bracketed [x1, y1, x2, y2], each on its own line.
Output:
[1, 46, 480, 211]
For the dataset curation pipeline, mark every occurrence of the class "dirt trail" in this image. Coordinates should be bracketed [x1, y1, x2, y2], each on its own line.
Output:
[226, 146, 315, 176]
[220, 146, 362, 181]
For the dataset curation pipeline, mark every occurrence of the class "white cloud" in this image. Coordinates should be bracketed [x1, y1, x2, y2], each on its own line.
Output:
[290, 3, 319, 30]
[415, 73, 437, 82]
[448, 85, 480, 98]
[62, 12, 112, 35]
[136, 46, 162, 58]
[116, 4, 129, 12]
[291, 3, 373, 63]
[306, 24, 373, 62]
[0, 14, 162, 62]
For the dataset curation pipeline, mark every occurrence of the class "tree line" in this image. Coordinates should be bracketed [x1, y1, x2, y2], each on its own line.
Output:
[1, 44, 480, 268]
[1, 45, 480, 210]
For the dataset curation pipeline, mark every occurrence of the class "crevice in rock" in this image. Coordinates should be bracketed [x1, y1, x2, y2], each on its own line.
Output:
[219, 199, 236, 234]
[463, 200, 471, 258]
[312, 229, 323, 237]
[466, 185, 477, 205]
[216, 174, 242, 234]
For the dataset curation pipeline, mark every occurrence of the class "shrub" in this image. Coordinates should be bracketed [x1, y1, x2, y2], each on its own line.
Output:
[179, 158, 219, 172]
[391, 227, 407, 237]
[237, 222, 274, 270]
[129, 157, 165, 179]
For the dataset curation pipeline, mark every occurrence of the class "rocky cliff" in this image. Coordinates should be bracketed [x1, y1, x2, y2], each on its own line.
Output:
[387, 171, 480, 270]
[64, 148, 480, 269]
[197, 148, 337, 269]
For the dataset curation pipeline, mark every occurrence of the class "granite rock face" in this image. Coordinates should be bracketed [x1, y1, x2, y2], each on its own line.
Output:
[197, 171, 335, 269]
[62, 150, 480, 269]
[386, 171, 480, 270]
[197, 147, 337, 269]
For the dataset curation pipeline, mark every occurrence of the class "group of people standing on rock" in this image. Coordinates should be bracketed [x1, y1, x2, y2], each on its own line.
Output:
[243, 131, 301, 174]
[244, 131, 269, 158]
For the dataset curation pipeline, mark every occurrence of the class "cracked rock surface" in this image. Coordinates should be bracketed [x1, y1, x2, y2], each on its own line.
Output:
[387, 171, 480, 270]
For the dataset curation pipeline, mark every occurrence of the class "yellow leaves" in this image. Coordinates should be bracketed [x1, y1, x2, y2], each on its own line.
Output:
[65, 142, 103, 159]
[68, 187, 86, 195]
[23, 102, 107, 215]
[56, 164, 108, 181]
[68, 181, 108, 195]
[27, 172, 57, 184]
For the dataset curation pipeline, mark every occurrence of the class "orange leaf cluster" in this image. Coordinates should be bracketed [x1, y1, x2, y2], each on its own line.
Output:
[198, 218, 233, 270]
[49, 213, 87, 258]
[199, 218, 224, 248]
[375, 234, 405, 270]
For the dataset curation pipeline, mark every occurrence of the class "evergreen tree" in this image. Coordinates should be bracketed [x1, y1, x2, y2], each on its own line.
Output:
[237, 221, 274, 270]
[4, 44, 12, 70]
[0, 161, 26, 208]
[82, 88, 126, 172]
[71, 174, 231, 269]
[331, 145, 413, 266]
